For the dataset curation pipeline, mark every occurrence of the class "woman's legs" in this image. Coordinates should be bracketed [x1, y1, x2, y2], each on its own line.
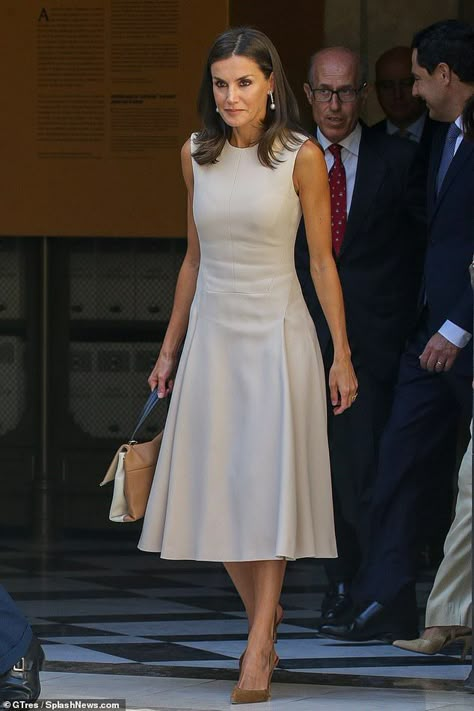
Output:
[224, 562, 257, 630]
[224, 559, 287, 690]
[224, 562, 285, 632]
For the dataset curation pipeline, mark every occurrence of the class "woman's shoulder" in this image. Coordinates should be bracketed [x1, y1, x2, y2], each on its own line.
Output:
[183, 132, 203, 160]
[293, 134, 324, 161]
[277, 131, 319, 156]
[289, 130, 312, 145]
[181, 137, 192, 159]
[287, 129, 319, 149]
[275, 132, 322, 168]
[185, 131, 202, 152]
[186, 132, 199, 151]
[292, 137, 326, 183]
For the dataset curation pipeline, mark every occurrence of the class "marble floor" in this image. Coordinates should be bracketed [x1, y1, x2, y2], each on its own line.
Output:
[1, 537, 472, 710]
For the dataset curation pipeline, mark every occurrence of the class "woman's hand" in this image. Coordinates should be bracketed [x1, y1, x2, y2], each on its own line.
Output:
[328, 355, 358, 415]
[148, 351, 177, 398]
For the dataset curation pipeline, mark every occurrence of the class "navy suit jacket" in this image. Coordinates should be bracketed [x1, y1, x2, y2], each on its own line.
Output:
[371, 114, 438, 155]
[295, 124, 426, 382]
[424, 122, 474, 376]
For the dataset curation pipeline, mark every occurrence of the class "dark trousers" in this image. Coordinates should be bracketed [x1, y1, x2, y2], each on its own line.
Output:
[0, 584, 32, 675]
[353, 330, 472, 606]
[321, 355, 397, 585]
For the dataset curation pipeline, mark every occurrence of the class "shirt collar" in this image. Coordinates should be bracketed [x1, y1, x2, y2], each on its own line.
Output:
[316, 122, 362, 157]
[455, 114, 464, 134]
[386, 112, 427, 140]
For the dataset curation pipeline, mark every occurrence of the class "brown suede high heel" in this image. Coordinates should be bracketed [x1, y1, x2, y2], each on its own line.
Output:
[393, 627, 472, 662]
[231, 650, 279, 704]
[238, 605, 284, 669]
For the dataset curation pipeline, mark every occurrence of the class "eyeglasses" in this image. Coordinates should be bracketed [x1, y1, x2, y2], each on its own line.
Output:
[310, 82, 368, 103]
[375, 78, 415, 92]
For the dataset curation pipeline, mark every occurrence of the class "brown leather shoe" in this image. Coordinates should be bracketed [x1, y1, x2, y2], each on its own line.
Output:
[231, 650, 279, 704]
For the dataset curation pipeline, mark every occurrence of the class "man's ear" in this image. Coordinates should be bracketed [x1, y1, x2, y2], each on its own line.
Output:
[303, 82, 313, 105]
[436, 62, 452, 84]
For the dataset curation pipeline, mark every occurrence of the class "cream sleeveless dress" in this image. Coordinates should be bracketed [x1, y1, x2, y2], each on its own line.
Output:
[138, 133, 336, 561]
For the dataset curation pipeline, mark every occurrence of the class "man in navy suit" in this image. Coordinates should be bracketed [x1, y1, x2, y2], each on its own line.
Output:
[0, 584, 44, 701]
[373, 45, 456, 571]
[295, 47, 425, 627]
[319, 19, 474, 642]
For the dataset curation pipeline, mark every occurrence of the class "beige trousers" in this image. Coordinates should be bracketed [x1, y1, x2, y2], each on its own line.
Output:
[425, 430, 472, 628]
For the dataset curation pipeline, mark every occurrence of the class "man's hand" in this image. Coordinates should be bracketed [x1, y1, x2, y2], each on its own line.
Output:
[419, 332, 461, 372]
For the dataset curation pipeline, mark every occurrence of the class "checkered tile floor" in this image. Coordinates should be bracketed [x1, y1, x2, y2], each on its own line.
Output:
[1, 538, 471, 690]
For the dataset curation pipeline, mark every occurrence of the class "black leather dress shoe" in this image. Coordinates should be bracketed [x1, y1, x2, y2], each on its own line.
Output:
[320, 582, 353, 623]
[318, 601, 418, 642]
[0, 636, 45, 702]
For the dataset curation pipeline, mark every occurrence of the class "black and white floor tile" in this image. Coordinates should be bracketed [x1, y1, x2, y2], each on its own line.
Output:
[1, 537, 472, 702]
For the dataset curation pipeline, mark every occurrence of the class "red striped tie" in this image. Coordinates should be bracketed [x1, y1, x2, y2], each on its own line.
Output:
[328, 144, 347, 256]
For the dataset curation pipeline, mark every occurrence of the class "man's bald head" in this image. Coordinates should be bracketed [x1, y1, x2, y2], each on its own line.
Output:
[309, 47, 365, 87]
[375, 46, 425, 128]
[304, 47, 368, 143]
[376, 46, 413, 78]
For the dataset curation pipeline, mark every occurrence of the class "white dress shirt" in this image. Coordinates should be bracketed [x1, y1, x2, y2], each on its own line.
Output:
[386, 112, 427, 143]
[453, 114, 464, 155]
[317, 119, 470, 350]
[437, 115, 471, 349]
[316, 123, 362, 215]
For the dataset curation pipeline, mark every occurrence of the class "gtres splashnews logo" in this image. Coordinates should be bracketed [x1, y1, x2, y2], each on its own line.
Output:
[1, 702, 125, 710]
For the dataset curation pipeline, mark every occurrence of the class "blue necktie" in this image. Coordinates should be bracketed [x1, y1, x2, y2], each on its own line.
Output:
[436, 122, 461, 194]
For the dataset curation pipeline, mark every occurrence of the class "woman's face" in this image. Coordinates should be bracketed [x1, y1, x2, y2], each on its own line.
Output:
[211, 55, 274, 131]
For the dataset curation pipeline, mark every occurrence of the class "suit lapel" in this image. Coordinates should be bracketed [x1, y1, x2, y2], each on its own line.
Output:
[430, 138, 474, 223]
[339, 131, 385, 258]
[427, 134, 441, 219]
[427, 123, 447, 219]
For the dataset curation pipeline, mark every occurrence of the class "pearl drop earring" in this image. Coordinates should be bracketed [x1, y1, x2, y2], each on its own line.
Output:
[269, 91, 275, 110]
[216, 106, 219, 113]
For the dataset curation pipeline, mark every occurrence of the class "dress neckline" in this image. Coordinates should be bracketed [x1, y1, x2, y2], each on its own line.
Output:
[226, 139, 258, 151]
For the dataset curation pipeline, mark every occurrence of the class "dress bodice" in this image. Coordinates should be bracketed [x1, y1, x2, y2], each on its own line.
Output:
[191, 134, 307, 294]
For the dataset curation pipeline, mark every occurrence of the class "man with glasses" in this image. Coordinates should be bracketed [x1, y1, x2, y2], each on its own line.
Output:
[318, 20, 474, 644]
[373, 46, 434, 145]
[295, 47, 425, 634]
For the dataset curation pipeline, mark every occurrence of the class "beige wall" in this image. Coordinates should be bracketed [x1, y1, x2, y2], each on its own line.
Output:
[324, 0, 464, 124]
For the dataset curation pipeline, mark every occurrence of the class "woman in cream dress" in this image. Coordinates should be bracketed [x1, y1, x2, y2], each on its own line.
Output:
[139, 28, 358, 703]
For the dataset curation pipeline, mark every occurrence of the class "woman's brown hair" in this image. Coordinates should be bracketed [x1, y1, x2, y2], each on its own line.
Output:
[192, 27, 306, 168]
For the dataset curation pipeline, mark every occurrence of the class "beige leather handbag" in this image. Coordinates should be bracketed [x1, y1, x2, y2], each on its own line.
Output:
[100, 390, 163, 522]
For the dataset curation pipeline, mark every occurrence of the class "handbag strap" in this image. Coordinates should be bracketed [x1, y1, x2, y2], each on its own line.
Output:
[129, 389, 161, 442]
